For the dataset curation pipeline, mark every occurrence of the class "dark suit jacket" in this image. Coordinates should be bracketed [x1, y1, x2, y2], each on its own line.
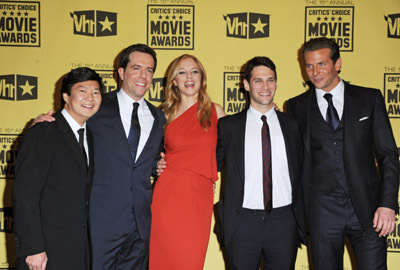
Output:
[286, 81, 399, 233]
[13, 111, 93, 269]
[88, 89, 165, 240]
[215, 108, 306, 247]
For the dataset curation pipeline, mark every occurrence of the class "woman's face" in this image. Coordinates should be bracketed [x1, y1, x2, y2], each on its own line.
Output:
[173, 57, 202, 98]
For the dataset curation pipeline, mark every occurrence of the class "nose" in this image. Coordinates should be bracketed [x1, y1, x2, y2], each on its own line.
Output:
[86, 91, 94, 100]
[187, 72, 192, 79]
[140, 68, 146, 78]
[312, 66, 318, 76]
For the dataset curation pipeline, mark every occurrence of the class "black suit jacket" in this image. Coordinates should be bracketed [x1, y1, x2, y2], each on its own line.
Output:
[286, 82, 399, 233]
[88, 89, 165, 240]
[13, 111, 93, 269]
[215, 108, 306, 246]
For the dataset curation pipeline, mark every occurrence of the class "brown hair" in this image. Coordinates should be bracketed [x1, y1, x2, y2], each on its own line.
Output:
[161, 54, 212, 131]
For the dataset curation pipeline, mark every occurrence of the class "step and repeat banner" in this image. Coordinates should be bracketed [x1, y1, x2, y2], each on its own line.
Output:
[1, 0, 400, 268]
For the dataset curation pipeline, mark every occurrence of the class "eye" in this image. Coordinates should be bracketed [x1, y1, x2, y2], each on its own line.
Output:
[305, 64, 312, 69]
[267, 78, 276, 83]
[93, 90, 101, 95]
[192, 70, 199, 74]
[147, 68, 154, 73]
[178, 71, 186, 75]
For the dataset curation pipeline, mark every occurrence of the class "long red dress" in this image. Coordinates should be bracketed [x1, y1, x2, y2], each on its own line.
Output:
[149, 103, 218, 269]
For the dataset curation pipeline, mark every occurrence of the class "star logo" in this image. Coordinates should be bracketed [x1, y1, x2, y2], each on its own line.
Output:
[251, 18, 267, 34]
[99, 16, 115, 32]
[19, 80, 35, 96]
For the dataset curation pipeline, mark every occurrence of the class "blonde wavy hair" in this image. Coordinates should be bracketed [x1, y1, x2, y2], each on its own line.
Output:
[161, 54, 212, 131]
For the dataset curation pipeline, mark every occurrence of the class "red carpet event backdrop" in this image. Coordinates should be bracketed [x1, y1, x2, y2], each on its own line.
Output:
[1, 0, 400, 268]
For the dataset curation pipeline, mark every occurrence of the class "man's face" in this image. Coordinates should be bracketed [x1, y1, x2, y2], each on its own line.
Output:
[304, 48, 342, 92]
[63, 80, 102, 126]
[118, 51, 155, 101]
[243, 65, 277, 113]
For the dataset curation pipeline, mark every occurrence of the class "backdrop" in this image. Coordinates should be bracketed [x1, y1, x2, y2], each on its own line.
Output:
[1, 0, 399, 268]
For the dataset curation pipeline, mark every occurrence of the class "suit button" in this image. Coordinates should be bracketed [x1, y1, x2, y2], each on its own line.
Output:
[85, 201, 89, 205]
[333, 141, 337, 145]
[82, 224, 87, 229]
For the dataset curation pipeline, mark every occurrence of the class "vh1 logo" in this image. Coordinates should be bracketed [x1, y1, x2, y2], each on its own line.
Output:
[70, 10, 117, 37]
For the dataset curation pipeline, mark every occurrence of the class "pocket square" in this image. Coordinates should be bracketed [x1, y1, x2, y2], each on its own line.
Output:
[359, 116, 369, 121]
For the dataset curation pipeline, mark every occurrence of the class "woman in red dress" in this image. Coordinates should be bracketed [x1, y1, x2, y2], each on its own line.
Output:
[149, 54, 225, 269]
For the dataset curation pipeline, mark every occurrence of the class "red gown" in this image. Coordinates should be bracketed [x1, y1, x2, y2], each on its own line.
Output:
[149, 103, 218, 269]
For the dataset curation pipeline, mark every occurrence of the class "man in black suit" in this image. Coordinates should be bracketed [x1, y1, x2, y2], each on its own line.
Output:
[13, 67, 103, 270]
[287, 37, 399, 269]
[33, 44, 165, 269]
[216, 57, 306, 269]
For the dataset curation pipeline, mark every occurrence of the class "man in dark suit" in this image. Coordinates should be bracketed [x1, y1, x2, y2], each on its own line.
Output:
[216, 56, 306, 269]
[13, 67, 103, 270]
[286, 37, 399, 269]
[34, 44, 165, 269]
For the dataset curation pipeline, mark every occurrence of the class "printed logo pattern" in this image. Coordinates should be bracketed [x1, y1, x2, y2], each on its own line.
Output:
[384, 73, 400, 118]
[305, 6, 354, 51]
[0, 74, 37, 101]
[70, 10, 117, 37]
[223, 72, 247, 114]
[147, 5, 194, 50]
[0, 1, 40, 47]
[223, 12, 269, 39]
[384, 13, 400, 39]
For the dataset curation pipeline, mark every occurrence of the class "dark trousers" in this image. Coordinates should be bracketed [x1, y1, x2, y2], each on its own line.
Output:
[91, 215, 149, 270]
[309, 192, 387, 270]
[226, 205, 299, 270]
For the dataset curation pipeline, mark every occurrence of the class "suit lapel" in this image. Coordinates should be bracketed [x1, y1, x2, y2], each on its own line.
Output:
[55, 112, 88, 175]
[135, 99, 161, 165]
[343, 82, 362, 144]
[299, 90, 313, 156]
[232, 109, 247, 185]
[104, 90, 135, 165]
[276, 112, 295, 185]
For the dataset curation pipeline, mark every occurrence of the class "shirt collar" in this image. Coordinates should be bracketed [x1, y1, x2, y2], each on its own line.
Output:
[315, 78, 344, 102]
[61, 108, 86, 132]
[248, 104, 276, 121]
[118, 88, 145, 111]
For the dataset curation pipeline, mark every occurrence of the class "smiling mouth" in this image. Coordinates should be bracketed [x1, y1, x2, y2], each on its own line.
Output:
[135, 82, 146, 87]
[82, 104, 94, 109]
[184, 82, 195, 87]
[259, 92, 271, 96]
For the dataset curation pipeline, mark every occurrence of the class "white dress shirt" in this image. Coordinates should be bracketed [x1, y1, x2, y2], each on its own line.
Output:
[243, 105, 292, 210]
[117, 88, 154, 161]
[61, 109, 89, 165]
[315, 79, 344, 121]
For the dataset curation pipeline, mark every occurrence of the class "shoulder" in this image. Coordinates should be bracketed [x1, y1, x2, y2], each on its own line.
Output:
[345, 82, 380, 96]
[213, 103, 226, 119]
[276, 110, 299, 126]
[218, 109, 246, 125]
[288, 89, 312, 103]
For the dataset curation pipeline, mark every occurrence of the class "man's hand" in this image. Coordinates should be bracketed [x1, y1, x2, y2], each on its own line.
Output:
[26, 252, 48, 270]
[373, 207, 396, 237]
[156, 152, 166, 176]
[31, 110, 55, 127]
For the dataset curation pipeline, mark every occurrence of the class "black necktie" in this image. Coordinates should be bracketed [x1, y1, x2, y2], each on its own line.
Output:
[128, 102, 141, 162]
[324, 93, 340, 131]
[77, 128, 88, 167]
[261, 115, 272, 213]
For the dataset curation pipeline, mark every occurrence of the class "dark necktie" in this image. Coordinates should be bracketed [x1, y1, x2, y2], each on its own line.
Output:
[77, 128, 88, 168]
[324, 93, 340, 131]
[261, 115, 272, 213]
[128, 102, 141, 162]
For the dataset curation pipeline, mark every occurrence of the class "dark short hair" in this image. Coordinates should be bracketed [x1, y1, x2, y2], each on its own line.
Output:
[118, 43, 157, 72]
[303, 37, 340, 63]
[244, 56, 277, 82]
[61, 67, 104, 107]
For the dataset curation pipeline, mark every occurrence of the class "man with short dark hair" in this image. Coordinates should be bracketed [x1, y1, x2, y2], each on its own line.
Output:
[287, 37, 399, 269]
[13, 67, 103, 270]
[216, 56, 306, 269]
[33, 44, 165, 269]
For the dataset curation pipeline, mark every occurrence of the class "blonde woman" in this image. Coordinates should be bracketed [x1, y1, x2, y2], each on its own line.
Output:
[149, 54, 225, 269]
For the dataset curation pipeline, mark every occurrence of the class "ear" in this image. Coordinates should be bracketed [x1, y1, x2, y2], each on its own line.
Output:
[243, 79, 250, 92]
[118, 67, 125, 81]
[334, 58, 342, 72]
[62, 93, 70, 105]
